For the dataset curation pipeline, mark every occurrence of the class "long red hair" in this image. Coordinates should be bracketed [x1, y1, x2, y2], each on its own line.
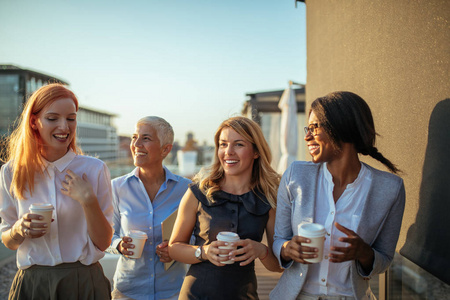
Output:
[4, 83, 82, 200]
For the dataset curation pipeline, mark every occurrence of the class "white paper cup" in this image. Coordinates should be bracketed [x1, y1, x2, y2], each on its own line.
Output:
[29, 203, 54, 234]
[127, 230, 148, 259]
[298, 223, 326, 263]
[216, 231, 240, 264]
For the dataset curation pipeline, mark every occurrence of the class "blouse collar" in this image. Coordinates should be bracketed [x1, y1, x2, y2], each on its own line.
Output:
[41, 150, 76, 173]
[200, 187, 272, 216]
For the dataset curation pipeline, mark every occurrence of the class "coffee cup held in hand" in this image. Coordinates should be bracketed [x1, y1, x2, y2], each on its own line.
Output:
[216, 231, 240, 264]
[29, 203, 54, 234]
[298, 223, 326, 263]
[127, 230, 148, 259]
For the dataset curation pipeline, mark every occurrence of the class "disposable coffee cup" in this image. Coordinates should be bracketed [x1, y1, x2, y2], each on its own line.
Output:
[29, 203, 54, 234]
[127, 230, 148, 259]
[216, 231, 240, 264]
[298, 223, 326, 263]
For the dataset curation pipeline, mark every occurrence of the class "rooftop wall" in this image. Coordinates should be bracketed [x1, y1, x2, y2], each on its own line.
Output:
[304, 0, 449, 282]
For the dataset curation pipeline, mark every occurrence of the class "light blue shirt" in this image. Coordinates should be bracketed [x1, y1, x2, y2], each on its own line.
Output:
[110, 166, 191, 300]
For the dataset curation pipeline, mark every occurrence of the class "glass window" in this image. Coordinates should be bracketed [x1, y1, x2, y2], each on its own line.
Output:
[0, 74, 21, 135]
[387, 253, 450, 299]
[30, 77, 36, 93]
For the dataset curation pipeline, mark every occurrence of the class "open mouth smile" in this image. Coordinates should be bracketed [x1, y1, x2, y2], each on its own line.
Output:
[134, 152, 147, 156]
[224, 159, 239, 165]
[54, 134, 69, 141]
[308, 144, 319, 154]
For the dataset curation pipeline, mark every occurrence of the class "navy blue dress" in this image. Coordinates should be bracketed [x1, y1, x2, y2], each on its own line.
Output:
[179, 183, 271, 300]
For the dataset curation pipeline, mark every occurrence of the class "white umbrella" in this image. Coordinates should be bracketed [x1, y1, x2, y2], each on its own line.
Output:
[277, 84, 298, 174]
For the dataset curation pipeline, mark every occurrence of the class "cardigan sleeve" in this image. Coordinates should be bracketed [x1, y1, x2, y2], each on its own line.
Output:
[356, 179, 406, 278]
[273, 164, 295, 269]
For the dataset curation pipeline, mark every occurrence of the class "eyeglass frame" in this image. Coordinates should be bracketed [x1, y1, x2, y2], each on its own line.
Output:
[303, 123, 321, 136]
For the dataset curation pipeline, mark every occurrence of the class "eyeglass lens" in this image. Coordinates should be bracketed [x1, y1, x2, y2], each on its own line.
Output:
[304, 124, 319, 136]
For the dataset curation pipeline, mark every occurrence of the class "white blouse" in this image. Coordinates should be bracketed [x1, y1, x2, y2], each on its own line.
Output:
[0, 150, 114, 269]
[302, 162, 372, 296]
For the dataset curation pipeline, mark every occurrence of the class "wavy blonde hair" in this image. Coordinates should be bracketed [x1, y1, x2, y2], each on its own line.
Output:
[3, 83, 82, 200]
[194, 116, 280, 208]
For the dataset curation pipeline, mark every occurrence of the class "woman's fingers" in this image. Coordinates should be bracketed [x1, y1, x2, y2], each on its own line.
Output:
[286, 236, 318, 264]
[205, 243, 227, 266]
[19, 213, 47, 238]
[119, 237, 136, 256]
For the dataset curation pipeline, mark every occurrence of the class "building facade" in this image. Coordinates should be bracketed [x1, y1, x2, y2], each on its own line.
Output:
[0, 65, 68, 136]
[0, 65, 118, 162]
[77, 106, 118, 162]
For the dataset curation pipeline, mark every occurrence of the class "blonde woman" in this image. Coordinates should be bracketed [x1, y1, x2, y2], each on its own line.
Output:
[0, 83, 113, 299]
[169, 116, 282, 300]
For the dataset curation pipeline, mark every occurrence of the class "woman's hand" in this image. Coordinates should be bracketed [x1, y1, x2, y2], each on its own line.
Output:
[15, 213, 48, 239]
[61, 169, 112, 251]
[3, 213, 49, 250]
[281, 236, 320, 264]
[329, 222, 374, 271]
[61, 170, 96, 207]
[156, 241, 172, 263]
[202, 241, 233, 267]
[118, 236, 135, 257]
[228, 239, 268, 266]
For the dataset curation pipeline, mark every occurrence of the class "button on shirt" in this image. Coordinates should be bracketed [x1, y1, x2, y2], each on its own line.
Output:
[302, 162, 372, 296]
[110, 167, 191, 300]
[0, 150, 114, 269]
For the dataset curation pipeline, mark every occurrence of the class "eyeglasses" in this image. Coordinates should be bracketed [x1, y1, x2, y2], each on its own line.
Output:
[304, 123, 321, 136]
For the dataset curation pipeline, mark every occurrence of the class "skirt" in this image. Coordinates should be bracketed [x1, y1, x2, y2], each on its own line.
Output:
[179, 261, 258, 300]
[9, 261, 111, 300]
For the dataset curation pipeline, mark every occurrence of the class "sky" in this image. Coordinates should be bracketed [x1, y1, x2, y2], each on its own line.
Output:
[0, 0, 306, 145]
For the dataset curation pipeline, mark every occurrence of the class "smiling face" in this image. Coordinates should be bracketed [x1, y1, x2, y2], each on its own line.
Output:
[30, 98, 77, 162]
[217, 127, 259, 181]
[305, 110, 337, 164]
[130, 123, 170, 170]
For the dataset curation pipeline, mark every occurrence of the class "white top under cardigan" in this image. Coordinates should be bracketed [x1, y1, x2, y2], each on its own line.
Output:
[270, 161, 405, 300]
[0, 150, 114, 269]
[302, 162, 371, 296]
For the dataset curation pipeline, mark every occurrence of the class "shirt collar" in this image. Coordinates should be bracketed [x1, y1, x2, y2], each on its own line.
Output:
[322, 162, 366, 190]
[41, 150, 77, 173]
[127, 166, 180, 184]
[322, 162, 333, 187]
[201, 188, 272, 216]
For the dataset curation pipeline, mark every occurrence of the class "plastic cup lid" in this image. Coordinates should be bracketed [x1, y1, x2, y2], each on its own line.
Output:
[216, 231, 240, 242]
[298, 223, 326, 237]
[29, 203, 54, 211]
[128, 230, 148, 239]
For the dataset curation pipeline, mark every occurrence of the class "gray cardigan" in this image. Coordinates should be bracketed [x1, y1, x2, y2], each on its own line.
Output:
[270, 161, 405, 300]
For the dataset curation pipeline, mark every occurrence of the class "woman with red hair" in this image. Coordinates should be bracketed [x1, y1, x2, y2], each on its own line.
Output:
[0, 83, 113, 299]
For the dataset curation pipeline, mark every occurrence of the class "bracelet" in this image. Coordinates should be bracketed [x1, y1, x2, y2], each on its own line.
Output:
[260, 246, 269, 261]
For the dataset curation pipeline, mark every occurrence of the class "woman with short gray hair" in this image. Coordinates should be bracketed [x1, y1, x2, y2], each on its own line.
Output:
[109, 116, 191, 300]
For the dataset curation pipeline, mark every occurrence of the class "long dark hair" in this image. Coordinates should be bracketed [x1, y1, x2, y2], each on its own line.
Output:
[311, 91, 400, 174]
